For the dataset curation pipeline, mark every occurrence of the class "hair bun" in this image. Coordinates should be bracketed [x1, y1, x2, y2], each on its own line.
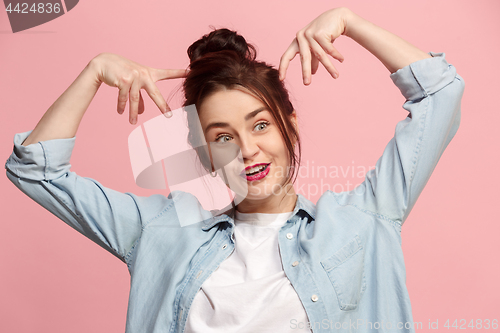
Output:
[187, 27, 256, 63]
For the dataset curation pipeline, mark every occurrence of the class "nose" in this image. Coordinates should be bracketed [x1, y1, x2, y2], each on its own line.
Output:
[238, 134, 259, 163]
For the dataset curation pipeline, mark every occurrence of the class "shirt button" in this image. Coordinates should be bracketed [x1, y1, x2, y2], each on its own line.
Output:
[292, 261, 299, 267]
[311, 294, 319, 302]
[222, 244, 227, 249]
[286, 233, 293, 239]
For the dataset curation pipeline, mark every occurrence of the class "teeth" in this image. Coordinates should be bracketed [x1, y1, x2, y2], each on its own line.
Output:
[246, 164, 267, 175]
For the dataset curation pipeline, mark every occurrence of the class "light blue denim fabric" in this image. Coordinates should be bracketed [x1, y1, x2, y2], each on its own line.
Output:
[5, 51, 464, 333]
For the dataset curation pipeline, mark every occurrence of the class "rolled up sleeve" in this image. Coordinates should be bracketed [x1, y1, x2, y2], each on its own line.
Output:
[332, 52, 465, 226]
[6, 131, 75, 181]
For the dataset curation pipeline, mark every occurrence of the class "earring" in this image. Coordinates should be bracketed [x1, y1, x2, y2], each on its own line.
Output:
[210, 170, 218, 177]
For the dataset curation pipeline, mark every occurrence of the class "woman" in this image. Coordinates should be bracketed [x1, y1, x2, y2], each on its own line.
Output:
[5, 6, 464, 333]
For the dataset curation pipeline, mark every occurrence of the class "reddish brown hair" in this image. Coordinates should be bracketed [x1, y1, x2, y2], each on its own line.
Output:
[182, 27, 301, 189]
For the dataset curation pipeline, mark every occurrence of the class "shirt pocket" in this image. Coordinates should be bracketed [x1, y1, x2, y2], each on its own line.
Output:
[320, 235, 366, 311]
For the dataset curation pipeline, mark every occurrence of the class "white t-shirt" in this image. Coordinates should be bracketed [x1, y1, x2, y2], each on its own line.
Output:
[184, 210, 312, 333]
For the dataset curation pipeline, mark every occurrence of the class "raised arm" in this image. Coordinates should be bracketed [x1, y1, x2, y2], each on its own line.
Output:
[22, 52, 184, 146]
[21, 59, 101, 146]
[278, 7, 465, 225]
[343, 8, 432, 74]
[278, 7, 431, 83]
[6, 54, 188, 263]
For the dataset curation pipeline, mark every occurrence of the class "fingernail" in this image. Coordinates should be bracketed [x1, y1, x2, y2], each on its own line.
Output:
[131, 118, 137, 125]
[164, 111, 173, 118]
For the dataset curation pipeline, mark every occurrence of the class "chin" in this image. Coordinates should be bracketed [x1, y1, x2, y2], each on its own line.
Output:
[246, 181, 281, 199]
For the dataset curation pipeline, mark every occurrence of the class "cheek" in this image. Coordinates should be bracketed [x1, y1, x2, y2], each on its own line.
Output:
[272, 135, 289, 161]
[266, 134, 290, 167]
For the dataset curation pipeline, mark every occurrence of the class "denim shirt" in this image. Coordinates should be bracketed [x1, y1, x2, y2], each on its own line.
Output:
[5, 51, 464, 333]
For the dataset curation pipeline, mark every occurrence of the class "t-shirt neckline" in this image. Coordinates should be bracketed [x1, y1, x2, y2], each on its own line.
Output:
[234, 210, 294, 227]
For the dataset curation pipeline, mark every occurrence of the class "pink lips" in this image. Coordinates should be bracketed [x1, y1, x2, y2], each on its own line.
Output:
[241, 163, 271, 181]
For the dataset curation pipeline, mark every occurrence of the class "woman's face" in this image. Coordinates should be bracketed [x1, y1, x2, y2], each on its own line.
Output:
[199, 88, 297, 203]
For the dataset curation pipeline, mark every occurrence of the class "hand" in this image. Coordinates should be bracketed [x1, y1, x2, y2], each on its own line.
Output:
[92, 52, 189, 124]
[278, 7, 350, 85]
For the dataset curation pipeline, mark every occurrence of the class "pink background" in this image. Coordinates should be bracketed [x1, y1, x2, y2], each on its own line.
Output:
[1, 0, 499, 332]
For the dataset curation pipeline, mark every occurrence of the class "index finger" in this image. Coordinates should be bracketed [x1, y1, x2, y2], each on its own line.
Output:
[278, 39, 299, 81]
[151, 68, 190, 82]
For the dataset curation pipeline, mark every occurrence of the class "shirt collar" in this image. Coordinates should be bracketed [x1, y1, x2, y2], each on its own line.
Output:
[201, 193, 316, 231]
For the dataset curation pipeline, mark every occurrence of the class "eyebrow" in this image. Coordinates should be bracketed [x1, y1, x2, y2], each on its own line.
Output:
[204, 106, 268, 134]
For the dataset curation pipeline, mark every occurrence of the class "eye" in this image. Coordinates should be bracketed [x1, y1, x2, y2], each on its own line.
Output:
[254, 121, 269, 132]
[214, 134, 232, 143]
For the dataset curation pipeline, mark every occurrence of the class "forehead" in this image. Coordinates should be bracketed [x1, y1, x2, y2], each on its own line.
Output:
[199, 88, 267, 124]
